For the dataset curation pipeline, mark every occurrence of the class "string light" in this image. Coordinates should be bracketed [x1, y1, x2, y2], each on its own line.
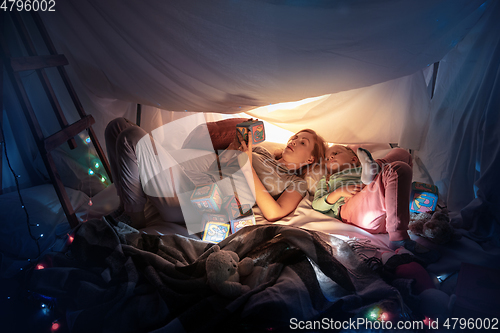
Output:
[368, 307, 380, 320]
[423, 316, 436, 326]
[2, 134, 41, 260]
[85, 137, 91, 144]
[51, 320, 60, 331]
[87, 135, 94, 214]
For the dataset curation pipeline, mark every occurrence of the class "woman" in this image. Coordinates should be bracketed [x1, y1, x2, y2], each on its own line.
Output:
[232, 128, 325, 221]
[105, 118, 326, 231]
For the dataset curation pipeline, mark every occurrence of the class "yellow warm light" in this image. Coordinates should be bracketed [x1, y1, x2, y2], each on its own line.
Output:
[257, 95, 328, 114]
[218, 95, 329, 144]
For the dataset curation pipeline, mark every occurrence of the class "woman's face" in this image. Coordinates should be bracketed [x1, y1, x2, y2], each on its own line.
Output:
[282, 131, 315, 166]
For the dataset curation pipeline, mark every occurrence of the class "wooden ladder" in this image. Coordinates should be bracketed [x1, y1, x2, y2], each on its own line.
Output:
[1, 11, 112, 228]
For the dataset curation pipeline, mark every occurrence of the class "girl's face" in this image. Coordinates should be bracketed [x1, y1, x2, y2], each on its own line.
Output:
[325, 145, 358, 172]
[281, 131, 315, 166]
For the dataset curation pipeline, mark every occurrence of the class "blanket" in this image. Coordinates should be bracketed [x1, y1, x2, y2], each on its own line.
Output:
[26, 219, 404, 333]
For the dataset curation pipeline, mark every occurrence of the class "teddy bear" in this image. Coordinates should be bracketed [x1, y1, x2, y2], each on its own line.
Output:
[409, 209, 458, 244]
[206, 245, 254, 298]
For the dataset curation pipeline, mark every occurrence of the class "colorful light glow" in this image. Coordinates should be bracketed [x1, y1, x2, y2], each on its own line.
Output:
[423, 316, 433, 326]
[94, 162, 100, 169]
[380, 312, 389, 321]
[51, 321, 60, 331]
[85, 137, 91, 144]
[36, 264, 45, 270]
[68, 234, 74, 243]
[100, 176, 106, 182]
[88, 169, 94, 175]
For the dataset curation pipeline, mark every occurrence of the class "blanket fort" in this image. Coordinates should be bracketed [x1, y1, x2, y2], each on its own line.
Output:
[26, 219, 404, 332]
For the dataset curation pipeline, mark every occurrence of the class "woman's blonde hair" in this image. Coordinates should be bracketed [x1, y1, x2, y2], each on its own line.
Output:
[275, 129, 327, 177]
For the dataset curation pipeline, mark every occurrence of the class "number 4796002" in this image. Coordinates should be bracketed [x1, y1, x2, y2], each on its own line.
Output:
[443, 318, 498, 330]
[1, 0, 56, 12]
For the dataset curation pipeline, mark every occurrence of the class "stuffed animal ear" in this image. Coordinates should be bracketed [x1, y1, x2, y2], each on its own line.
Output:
[228, 251, 239, 262]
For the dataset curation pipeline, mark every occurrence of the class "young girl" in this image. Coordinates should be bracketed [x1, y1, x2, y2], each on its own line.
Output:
[105, 118, 326, 231]
[312, 145, 440, 263]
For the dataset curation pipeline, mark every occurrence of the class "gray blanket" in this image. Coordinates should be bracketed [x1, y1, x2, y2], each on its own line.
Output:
[27, 219, 403, 333]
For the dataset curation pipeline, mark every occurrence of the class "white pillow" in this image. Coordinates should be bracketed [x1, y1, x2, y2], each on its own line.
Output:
[168, 149, 218, 172]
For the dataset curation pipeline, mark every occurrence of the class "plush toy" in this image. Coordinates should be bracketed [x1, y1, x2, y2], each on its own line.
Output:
[409, 209, 458, 244]
[206, 246, 254, 298]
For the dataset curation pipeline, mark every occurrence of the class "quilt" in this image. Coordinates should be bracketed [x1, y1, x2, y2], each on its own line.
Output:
[26, 218, 406, 333]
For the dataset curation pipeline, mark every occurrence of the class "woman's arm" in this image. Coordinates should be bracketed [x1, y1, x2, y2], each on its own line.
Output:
[238, 131, 303, 222]
[243, 163, 304, 221]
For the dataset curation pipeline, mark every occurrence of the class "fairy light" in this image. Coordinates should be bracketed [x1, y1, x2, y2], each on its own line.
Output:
[51, 321, 60, 331]
[87, 141, 94, 213]
[379, 312, 389, 321]
[36, 264, 45, 270]
[3, 135, 41, 259]
[85, 137, 91, 144]
[368, 307, 380, 320]
[423, 316, 436, 326]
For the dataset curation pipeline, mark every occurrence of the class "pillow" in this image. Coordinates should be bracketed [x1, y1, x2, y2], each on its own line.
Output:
[168, 149, 218, 172]
[181, 118, 247, 151]
[0, 184, 87, 260]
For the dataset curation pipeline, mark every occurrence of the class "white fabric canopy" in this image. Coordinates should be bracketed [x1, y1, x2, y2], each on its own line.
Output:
[2, 0, 499, 243]
[41, 0, 485, 112]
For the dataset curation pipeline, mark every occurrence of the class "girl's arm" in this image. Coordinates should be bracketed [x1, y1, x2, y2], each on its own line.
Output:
[326, 184, 364, 204]
[238, 131, 303, 222]
[312, 175, 333, 212]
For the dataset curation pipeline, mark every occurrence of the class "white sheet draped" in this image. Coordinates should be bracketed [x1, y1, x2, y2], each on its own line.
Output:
[2, 0, 499, 242]
[40, 0, 485, 112]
